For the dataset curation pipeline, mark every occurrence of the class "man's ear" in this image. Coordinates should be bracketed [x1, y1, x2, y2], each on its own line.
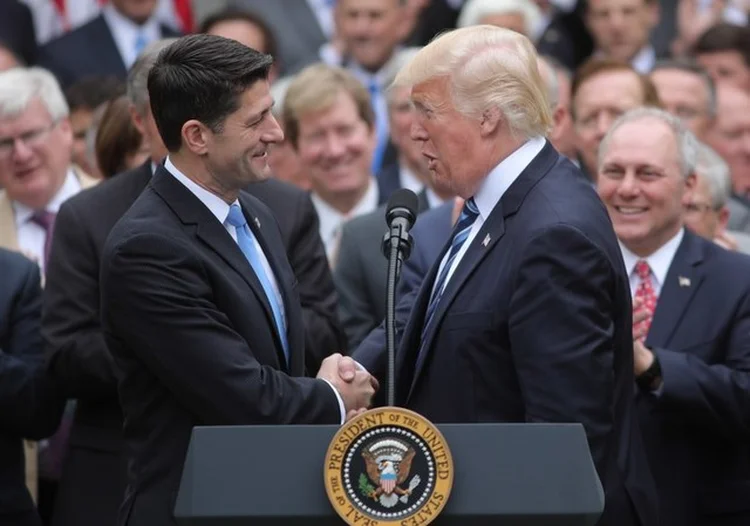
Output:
[479, 107, 502, 137]
[181, 120, 211, 156]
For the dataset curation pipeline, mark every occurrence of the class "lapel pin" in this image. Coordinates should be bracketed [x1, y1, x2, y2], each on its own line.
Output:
[482, 234, 491, 247]
[254, 217, 261, 229]
[678, 276, 691, 287]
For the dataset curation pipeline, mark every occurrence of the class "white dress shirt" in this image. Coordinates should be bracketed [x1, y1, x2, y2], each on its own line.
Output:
[164, 158, 347, 423]
[432, 137, 546, 298]
[311, 177, 379, 263]
[102, 3, 160, 69]
[14, 168, 81, 275]
[619, 228, 684, 297]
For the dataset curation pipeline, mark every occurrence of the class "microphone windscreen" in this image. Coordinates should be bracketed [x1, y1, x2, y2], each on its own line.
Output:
[385, 188, 419, 225]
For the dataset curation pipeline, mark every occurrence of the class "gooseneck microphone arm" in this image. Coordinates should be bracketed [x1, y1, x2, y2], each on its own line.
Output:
[381, 189, 419, 406]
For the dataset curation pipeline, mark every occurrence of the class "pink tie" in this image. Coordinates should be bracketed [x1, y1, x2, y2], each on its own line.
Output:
[30, 210, 56, 268]
[633, 260, 657, 341]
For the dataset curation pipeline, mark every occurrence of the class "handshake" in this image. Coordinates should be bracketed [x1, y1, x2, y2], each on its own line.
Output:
[317, 353, 379, 421]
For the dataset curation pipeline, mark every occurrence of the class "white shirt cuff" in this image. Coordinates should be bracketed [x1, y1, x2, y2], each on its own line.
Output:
[322, 379, 346, 424]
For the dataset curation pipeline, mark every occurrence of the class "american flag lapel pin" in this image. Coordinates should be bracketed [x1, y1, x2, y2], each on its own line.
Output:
[482, 234, 491, 247]
[678, 276, 690, 287]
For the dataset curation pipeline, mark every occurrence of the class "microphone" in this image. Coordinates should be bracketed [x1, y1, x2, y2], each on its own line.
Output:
[382, 189, 419, 261]
[381, 189, 419, 407]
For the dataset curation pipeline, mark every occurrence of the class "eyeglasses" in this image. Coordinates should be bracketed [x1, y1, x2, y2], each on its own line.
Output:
[684, 201, 718, 214]
[0, 121, 58, 158]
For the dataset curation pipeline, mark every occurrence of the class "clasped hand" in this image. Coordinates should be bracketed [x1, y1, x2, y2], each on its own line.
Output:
[317, 353, 379, 421]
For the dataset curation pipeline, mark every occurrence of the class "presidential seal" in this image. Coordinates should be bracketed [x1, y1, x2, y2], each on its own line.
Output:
[324, 407, 453, 526]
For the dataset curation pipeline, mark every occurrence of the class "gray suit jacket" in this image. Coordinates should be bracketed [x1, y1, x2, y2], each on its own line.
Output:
[334, 191, 430, 350]
[229, 0, 327, 76]
[727, 195, 750, 234]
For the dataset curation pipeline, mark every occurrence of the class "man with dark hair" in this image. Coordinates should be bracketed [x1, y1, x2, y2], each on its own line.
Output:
[99, 35, 376, 526]
[650, 58, 716, 140]
[64, 76, 125, 176]
[200, 8, 277, 58]
[693, 22, 750, 93]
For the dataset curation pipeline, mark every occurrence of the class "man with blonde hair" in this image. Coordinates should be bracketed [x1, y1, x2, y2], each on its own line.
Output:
[351, 25, 658, 526]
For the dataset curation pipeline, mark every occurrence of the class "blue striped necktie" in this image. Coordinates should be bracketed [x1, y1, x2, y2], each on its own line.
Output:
[225, 204, 289, 363]
[420, 197, 480, 344]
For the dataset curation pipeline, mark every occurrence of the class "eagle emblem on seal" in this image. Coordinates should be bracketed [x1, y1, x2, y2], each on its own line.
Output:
[360, 438, 422, 508]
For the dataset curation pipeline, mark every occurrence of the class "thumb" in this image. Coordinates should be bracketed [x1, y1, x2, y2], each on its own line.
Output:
[338, 356, 357, 381]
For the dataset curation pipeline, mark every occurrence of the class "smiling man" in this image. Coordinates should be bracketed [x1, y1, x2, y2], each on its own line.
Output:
[597, 106, 750, 526]
[283, 64, 383, 265]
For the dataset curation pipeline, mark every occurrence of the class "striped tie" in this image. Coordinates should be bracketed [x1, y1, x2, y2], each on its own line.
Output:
[418, 198, 480, 350]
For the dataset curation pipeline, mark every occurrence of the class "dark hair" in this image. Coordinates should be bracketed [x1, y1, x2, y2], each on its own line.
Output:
[147, 34, 273, 152]
[198, 8, 277, 60]
[651, 58, 717, 118]
[692, 23, 750, 68]
[65, 75, 125, 112]
[571, 57, 661, 120]
[0, 40, 24, 67]
[95, 94, 145, 178]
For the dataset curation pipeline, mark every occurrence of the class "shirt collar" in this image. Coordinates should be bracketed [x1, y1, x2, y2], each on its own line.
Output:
[593, 46, 655, 75]
[13, 168, 81, 222]
[311, 177, 379, 243]
[164, 157, 236, 225]
[619, 228, 684, 289]
[472, 136, 546, 220]
[102, 3, 161, 65]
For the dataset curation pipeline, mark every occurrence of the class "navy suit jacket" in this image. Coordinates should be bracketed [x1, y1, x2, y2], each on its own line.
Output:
[354, 142, 658, 526]
[0, 249, 61, 522]
[100, 167, 341, 526]
[36, 15, 180, 89]
[637, 231, 750, 526]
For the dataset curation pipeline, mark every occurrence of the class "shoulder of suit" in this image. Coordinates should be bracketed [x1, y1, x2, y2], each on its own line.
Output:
[63, 163, 147, 211]
[41, 15, 104, 52]
[0, 246, 38, 278]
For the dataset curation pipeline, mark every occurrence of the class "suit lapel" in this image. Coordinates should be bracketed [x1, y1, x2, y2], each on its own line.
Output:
[0, 192, 18, 251]
[93, 15, 128, 74]
[149, 169, 283, 364]
[405, 141, 560, 401]
[645, 231, 705, 348]
[406, 208, 507, 400]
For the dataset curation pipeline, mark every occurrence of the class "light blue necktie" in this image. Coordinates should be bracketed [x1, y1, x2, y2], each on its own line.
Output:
[134, 31, 148, 58]
[226, 204, 289, 363]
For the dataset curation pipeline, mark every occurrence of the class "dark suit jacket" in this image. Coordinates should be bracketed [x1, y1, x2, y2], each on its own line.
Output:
[536, 3, 594, 73]
[354, 142, 658, 526]
[36, 15, 180, 89]
[334, 192, 443, 349]
[0, 0, 36, 65]
[100, 166, 341, 526]
[44, 162, 344, 526]
[245, 179, 346, 370]
[0, 249, 61, 525]
[637, 231, 750, 526]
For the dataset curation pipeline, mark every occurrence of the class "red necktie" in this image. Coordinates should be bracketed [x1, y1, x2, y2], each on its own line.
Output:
[633, 260, 657, 341]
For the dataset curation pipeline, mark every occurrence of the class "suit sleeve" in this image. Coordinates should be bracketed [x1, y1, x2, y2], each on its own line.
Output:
[44, 201, 118, 399]
[654, 291, 750, 439]
[509, 224, 619, 469]
[101, 232, 341, 426]
[334, 221, 380, 350]
[0, 260, 64, 438]
[290, 192, 347, 372]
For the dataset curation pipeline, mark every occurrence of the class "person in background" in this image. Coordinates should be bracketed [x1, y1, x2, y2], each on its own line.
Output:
[457, 0, 543, 38]
[685, 140, 750, 253]
[64, 76, 125, 177]
[571, 58, 661, 181]
[692, 22, 750, 94]
[596, 106, 750, 526]
[94, 94, 148, 179]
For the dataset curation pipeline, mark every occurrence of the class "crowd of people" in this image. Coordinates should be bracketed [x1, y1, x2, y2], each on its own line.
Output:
[0, 0, 749, 526]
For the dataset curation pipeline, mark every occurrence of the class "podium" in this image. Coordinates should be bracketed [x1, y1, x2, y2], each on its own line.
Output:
[174, 423, 603, 525]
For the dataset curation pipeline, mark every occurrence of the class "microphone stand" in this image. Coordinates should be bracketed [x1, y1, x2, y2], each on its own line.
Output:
[382, 222, 413, 407]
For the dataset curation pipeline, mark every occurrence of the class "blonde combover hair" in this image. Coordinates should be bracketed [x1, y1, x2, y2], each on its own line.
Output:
[283, 64, 375, 148]
[392, 25, 552, 139]
[0, 67, 69, 121]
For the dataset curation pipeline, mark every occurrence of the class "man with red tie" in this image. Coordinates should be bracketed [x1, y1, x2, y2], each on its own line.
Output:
[597, 106, 750, 526]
